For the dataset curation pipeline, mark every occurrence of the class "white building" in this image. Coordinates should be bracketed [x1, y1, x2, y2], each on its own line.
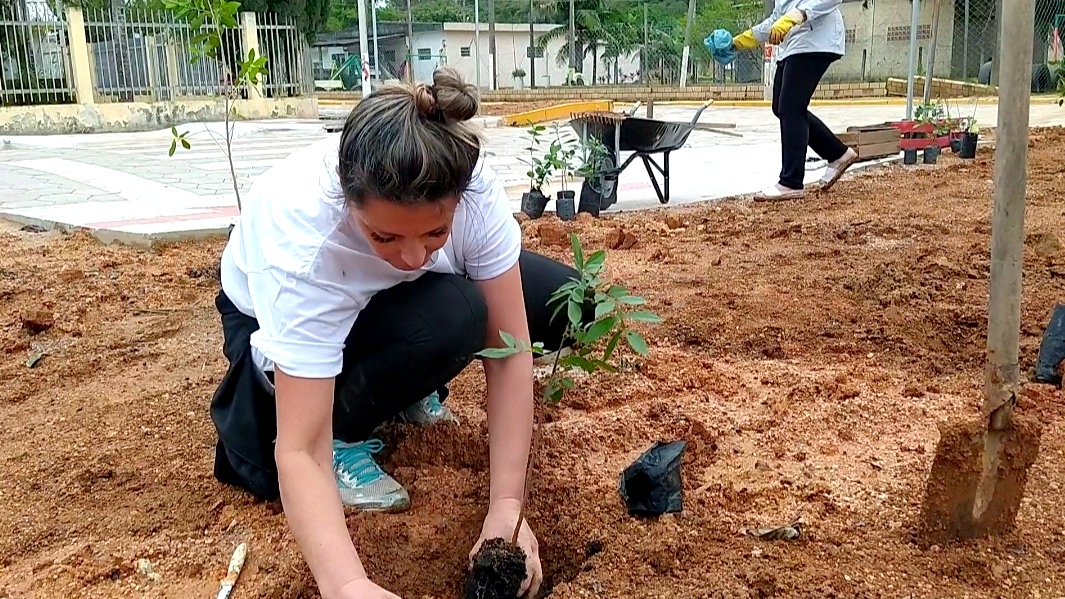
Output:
[311, 21, 641, 91]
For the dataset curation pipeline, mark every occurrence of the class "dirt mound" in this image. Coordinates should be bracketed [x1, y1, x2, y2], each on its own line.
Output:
[2, 129, 1065, 598]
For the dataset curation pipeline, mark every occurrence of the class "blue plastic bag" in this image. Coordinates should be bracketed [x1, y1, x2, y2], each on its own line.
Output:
[705, 29, 737, 66]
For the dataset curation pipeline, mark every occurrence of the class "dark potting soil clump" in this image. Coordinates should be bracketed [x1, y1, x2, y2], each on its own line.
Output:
[465, 537, 527, 599]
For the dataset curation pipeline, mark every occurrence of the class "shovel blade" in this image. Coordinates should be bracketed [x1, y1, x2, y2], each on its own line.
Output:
[918, 414, 1042, 545]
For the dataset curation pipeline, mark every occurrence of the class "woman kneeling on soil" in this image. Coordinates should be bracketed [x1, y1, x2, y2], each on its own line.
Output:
[209, 68, 568, 598]
[730, 0, 858, 201]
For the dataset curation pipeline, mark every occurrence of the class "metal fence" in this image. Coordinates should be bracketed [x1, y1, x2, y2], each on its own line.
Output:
[0, 1, 76, 106]
[257, 12, 308, 97]
[2, 3, 309, 107]
[827, 0, 1064, 87]
[82, 7, 308, 102]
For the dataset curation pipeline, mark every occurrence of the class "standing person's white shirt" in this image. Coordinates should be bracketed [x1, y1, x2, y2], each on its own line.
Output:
[219, 133, 522, 379]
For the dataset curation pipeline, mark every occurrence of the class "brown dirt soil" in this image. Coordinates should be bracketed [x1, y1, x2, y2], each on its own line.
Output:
[2, 129, 1065, 599]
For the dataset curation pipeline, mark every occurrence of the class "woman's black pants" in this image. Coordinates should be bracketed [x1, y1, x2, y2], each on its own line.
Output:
[771, 51, 851, 190]
[210, 249, 582, 501]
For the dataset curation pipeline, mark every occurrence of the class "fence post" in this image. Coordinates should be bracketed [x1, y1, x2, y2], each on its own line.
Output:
[240, 12, 263, 100]
[65, 6, 96, 104]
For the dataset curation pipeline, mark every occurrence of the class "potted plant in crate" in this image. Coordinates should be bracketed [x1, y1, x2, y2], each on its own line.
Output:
[959, 118, 979, 159]
[520, 124, 553, 219]
[576, 135, 612, 217]
[550, 123, 578, 221]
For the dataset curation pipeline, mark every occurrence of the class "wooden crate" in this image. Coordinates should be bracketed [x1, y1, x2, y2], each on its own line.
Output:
[836, 125, 901, 160]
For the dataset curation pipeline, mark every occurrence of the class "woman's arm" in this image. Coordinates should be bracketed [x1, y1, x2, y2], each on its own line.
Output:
[474, 263, 535, 506]
[749, 2, 783, 44]
[273, 370, 370, 597]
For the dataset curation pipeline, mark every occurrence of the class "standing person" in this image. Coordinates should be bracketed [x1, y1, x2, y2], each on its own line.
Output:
[210, 68, 567, 598]
[730, 0, 858, 200]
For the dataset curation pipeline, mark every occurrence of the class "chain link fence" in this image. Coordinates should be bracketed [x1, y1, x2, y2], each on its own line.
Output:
[830, 0, 1064, 89]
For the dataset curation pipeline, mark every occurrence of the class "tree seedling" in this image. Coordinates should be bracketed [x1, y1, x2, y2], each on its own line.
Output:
[477, 233, 662, 406]
[162, 0, 269, 211]
[467, 233, 662, 599]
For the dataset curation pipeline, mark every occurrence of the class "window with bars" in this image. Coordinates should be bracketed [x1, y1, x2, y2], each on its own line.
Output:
[887, 24, 932, 42]
[845, 28, 856, 44]
[525, 46, 544, 59]
[417, 48, 431, 60]
[460, 46, 471, 57]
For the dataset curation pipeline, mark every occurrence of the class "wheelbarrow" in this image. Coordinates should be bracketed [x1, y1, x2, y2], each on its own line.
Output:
[567, 100, 717, 215]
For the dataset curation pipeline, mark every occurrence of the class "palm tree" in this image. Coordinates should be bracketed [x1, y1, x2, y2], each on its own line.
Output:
[534, 0, 615, 84]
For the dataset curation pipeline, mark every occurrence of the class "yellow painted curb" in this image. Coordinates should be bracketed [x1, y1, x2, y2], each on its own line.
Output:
[318, 98, 359, 106]
[502, 100, 613, 126]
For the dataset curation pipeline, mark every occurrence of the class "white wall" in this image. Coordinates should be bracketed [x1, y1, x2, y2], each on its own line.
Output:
[830, 0, 955, 81]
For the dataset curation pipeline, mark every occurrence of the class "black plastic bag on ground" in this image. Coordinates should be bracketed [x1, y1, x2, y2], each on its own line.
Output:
[618, 440, 687, 517]
[1035, 303, 1065, 387]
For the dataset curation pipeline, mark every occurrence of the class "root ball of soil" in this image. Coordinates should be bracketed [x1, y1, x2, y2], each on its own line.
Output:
[465, 537, 527, 599]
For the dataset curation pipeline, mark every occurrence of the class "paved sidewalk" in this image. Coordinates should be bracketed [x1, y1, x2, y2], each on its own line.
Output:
[2, 102, 1063, 243]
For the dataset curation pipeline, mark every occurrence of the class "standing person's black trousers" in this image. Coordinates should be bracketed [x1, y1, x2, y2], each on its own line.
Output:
[771, 52, 851, 190]
[210, 249, 582, 502]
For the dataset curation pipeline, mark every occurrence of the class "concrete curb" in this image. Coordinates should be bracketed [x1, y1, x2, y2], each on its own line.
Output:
[0, 212, 232, 248]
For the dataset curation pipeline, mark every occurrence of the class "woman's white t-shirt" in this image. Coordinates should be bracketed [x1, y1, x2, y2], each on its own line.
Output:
[219, 133, 521, 379]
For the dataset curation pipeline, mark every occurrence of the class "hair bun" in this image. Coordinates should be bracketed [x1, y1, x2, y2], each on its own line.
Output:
[413, 84, 437, 117]
[431, 67, 478, 121]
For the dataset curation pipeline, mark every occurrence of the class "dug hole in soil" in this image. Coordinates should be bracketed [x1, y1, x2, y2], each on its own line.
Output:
[2, 128, 1065, 598]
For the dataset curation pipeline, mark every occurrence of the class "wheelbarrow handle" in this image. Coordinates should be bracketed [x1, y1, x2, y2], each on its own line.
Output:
[689, 99, 715, 126]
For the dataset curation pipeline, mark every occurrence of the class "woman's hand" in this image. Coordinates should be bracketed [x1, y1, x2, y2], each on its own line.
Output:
[470, 499, 542, 598]
[333, 577, 403, 599]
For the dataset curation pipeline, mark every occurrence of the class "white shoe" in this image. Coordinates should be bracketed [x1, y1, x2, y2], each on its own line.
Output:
[398, 390, 459, 425]
[753, 183, 806, 202]
[332, 439, 411, 512]
[820, 148, 858, 190]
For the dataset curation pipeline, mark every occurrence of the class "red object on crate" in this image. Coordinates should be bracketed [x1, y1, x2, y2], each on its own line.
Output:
[889, 120, 951, 150]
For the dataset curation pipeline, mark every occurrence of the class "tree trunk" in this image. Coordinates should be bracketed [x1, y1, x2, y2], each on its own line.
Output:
[592, 44, 597, 84]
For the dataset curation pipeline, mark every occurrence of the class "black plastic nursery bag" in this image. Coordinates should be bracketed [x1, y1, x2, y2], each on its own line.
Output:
[619, 440, 687, 517]
[1035, 303, 1065, 387]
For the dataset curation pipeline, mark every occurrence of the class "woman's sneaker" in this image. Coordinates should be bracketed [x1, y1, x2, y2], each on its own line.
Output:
[399, 390, 459, 425]
[332, 439, 410, 512]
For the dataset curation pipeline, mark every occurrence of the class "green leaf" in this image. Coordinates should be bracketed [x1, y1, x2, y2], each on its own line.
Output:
[476, 347, 523, 359]
[168, 140, 177, 156]
[617, 295, 646, 306]
[567, 300, 583, 328]
[607, 285, 629, 298]
[584, 316, 618, 344]
[561, 355, 597, 373]
[625, 330, 650, 356]
[544, 379, 565, 404]
[496, 330, 518, 348]
[591, 359, 618, 373]
[180, 138, 191, 150]
[584, 250, 606, 273]
[594, 300, 616, 320]
[626, 310, 662, 323]
[604, 330, 622, 361]
[570, 233, 584, 270]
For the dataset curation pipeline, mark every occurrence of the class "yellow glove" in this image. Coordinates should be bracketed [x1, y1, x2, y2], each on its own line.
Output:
[768, 9, 805, 44]
[732, 30, 759, 51]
